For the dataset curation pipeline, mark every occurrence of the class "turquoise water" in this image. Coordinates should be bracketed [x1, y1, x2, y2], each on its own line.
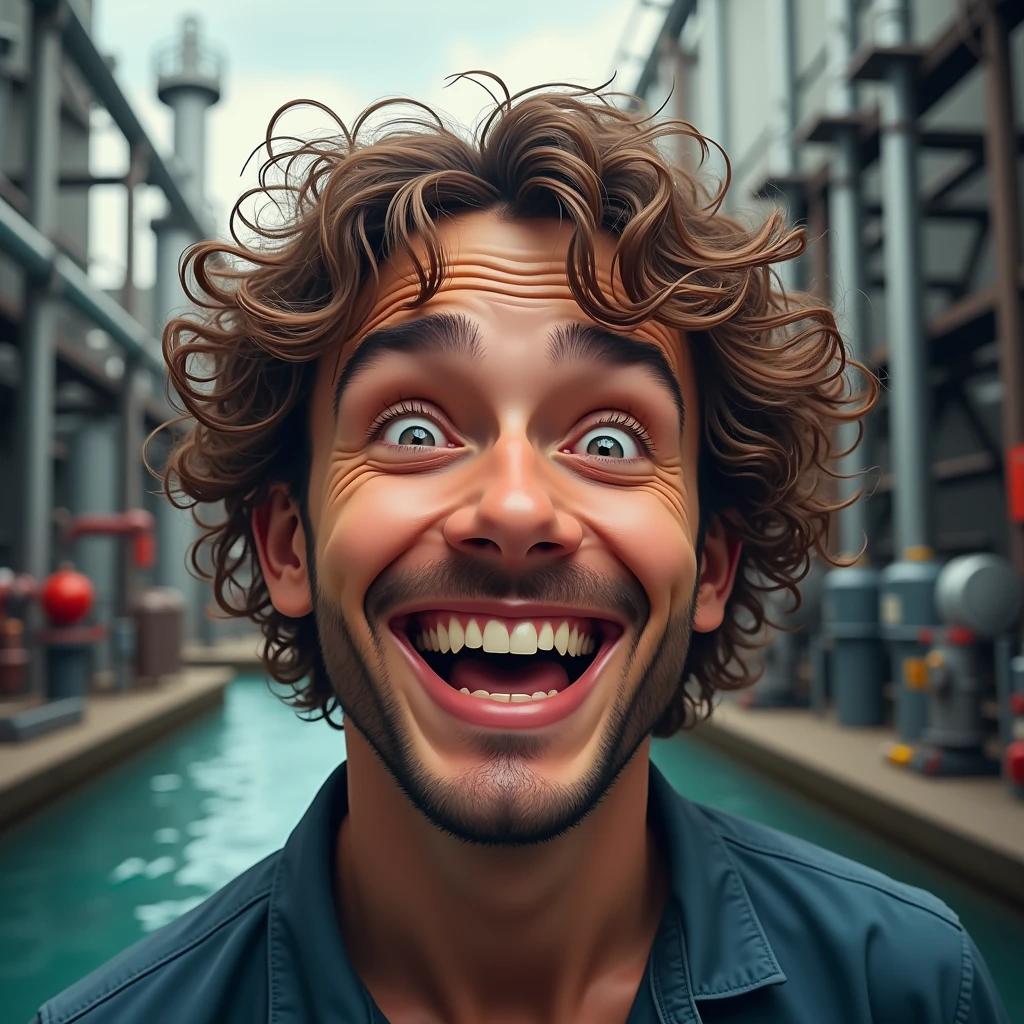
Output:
[1, 676, 1021, 1023]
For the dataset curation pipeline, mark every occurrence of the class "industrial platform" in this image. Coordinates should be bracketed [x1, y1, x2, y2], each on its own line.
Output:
[183, 636, 264, 673]
[693, 701, 1024, 908]
[0, 667, 234, 831]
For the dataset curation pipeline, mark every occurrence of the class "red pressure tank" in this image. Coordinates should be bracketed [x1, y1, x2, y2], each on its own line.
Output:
[41, 564, 95, 627]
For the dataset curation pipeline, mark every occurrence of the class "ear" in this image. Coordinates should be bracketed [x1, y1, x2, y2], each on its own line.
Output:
[692, 515, 742, 634]
[251, 484, 314, 618]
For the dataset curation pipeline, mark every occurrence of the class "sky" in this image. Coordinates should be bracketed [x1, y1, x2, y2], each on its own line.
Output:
[87, 0, 665, 291]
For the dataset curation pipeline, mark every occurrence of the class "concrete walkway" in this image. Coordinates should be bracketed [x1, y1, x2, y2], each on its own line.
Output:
[694, 702, 1024, 909]
[0, 667, 234, 831]
[183, 636, 264, 673]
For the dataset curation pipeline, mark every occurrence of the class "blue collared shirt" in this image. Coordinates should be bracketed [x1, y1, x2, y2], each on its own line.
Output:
[34, 763, 1009, 1023]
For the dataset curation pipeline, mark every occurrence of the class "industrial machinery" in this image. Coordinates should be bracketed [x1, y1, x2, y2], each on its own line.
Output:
[0, 569, 37, 695]
[1004, 655, 1024, 799]
[38, 564, 106, 701]
[57, 509, 185, 689]
[885, 554, 1022, 777]
[880, 553, 944, 742]
[821, 562, 886, 726]
[740, 562, 824, 709]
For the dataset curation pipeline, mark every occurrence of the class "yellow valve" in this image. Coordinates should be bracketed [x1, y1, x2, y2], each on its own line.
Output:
[903, 658, 929, 689]
[903, 546, 935, 562]
[924, 650, 945, 670]
[888, 744, 914, 766]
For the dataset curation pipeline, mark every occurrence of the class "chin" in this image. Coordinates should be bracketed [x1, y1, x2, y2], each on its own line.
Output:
[315, 576, 695, 846]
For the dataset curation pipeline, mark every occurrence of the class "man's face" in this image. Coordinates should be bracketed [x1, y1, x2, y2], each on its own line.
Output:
[264, 210, 736, 844]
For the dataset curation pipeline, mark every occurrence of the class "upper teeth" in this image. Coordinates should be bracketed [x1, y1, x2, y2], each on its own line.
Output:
[415, 619, 595, 656]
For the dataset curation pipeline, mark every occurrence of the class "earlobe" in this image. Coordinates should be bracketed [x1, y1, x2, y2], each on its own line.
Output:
[691, 515, 742, 634]
[251, 484, 314, 618]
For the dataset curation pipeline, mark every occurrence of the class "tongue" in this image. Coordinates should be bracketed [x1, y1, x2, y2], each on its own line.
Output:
[448, 656, 570, 695]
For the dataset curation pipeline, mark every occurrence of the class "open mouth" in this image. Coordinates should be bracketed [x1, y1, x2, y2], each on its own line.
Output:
[391, 611, 620, 704]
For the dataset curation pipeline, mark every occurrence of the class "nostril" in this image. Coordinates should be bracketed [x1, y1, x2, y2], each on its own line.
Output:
[462, 537, 502, 552]
[528, 541, 562, 555]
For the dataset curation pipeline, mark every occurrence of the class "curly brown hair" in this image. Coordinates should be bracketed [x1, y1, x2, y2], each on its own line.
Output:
[158, 78, 875, 736]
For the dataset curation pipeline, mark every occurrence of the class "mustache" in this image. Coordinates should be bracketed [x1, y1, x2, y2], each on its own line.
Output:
[364, 552, 650, 628]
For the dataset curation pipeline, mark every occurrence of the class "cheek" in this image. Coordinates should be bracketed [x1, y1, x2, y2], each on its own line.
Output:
[582, 473, 698, 615]
[317, 457, 452, 610]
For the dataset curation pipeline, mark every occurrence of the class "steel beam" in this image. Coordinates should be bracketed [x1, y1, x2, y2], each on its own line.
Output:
[16, 1, 62, 695]
[879, 79, 930, 551]
[872, 0, 943, 742]
[0, 199, 163, 374]
[632, 0, 698, 102]
[981, 0, 1024, 578]
[33, 0, 209, 239]
[766, 0, 803, 292]
[826, 0, 871, 559]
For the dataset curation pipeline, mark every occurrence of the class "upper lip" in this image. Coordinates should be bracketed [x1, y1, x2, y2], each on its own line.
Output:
[386, 599, 626, 627]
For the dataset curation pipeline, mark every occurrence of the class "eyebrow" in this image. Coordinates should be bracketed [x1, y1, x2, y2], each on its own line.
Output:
[332, 311, 483, 416]
[548, 322, 686, 431]
[332, 312, 686, 432]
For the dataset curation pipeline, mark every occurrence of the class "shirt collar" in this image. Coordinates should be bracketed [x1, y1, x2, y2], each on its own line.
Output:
[268, 761, 378, 1024]
[648, 764, 787, 1005]
[267, 760, 785, 1023]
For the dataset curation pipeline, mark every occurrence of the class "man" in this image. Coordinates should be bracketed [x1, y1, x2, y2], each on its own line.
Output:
[35, 82, 1008, 1023]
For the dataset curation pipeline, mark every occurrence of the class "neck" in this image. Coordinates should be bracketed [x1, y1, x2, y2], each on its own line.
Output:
[336, 730, 666, 1023]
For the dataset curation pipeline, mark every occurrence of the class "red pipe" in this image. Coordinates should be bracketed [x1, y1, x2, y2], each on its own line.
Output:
[63, 510, 156, 569]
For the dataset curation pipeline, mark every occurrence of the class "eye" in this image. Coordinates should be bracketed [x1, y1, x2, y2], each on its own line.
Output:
[379, 415, 451, 448]
[572, 425, 643, 460]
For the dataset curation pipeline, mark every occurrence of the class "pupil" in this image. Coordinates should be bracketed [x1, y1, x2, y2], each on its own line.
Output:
[398, 425, 435, 446]
[587, 435, 624, 458]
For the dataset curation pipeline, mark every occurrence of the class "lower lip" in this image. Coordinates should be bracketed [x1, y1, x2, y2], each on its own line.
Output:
[393, 630, 619, 729]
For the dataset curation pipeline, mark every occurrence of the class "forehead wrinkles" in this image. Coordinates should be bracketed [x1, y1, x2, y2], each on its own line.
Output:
[335, 244, 689, 384]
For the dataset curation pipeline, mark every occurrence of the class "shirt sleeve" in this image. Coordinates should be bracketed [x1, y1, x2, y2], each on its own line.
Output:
[957, 933, 1010, 1024]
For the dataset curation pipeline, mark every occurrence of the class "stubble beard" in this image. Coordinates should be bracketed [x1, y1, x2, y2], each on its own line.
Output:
[313, 557, 698, 847]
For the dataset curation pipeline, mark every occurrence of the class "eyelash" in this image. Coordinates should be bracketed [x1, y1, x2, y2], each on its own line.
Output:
[367, 399, 450, 444]
[367, 401, 656, 457]
[577, 411, 657, 458]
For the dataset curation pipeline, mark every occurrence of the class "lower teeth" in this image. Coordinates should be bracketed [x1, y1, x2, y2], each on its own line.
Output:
[459, 688, 558, 702]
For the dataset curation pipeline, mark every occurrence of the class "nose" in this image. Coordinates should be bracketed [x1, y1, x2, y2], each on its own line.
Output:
[443, 435, 583, 566]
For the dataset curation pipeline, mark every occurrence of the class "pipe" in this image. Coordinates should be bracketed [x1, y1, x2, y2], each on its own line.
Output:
[874, 0, 942, 742]
[17, 2, 61, 588]
[38, 0, 209, 240]
[0, 22, 18, 172]
[0, 197, 164, 374]
[633, 0, 699, 103]
[766, 0, 802, 293]
[981, 0, 1024, 579]
[827, 0, 870, 556]
[767, 0, 797, 177]
[876, 0, 931, 557]
[702, 0, 731, 194]
[15, 2, 62, 694]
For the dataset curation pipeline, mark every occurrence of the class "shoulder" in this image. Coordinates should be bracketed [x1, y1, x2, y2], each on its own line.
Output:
[699, 800, 959, 925]
[35, 853, 279, 1024]
[695, 803, 1006, 1022]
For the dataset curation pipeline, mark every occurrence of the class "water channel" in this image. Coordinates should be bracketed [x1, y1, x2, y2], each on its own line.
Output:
[1, 677, 1021, 1023]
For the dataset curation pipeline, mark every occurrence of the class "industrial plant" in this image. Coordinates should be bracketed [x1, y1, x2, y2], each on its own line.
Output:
[610, 0, 1024, 921]
[0, 0, 1022, 1018]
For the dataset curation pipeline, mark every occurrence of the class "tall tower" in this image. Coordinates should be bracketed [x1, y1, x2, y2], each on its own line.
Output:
[156, 16, 221, 211]
[153, 16, 221, 325]
[152, 17, 222, 641]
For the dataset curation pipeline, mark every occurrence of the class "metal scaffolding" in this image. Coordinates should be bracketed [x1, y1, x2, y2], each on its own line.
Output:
[624, 0, 1024, 756]
[2, 2, 216, 692]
